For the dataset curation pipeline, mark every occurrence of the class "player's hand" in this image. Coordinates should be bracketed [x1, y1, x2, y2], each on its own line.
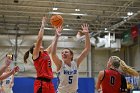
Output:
[55, 26, 63, 37]
[81, 23, 89, 34]
[41, 16, 47, 27]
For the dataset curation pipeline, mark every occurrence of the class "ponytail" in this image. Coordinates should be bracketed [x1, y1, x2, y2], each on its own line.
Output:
[23, 44, 35, 64]
[120, 60, 139, 76]
[111, 56, 139, 76]
[24, 50, 30, 63]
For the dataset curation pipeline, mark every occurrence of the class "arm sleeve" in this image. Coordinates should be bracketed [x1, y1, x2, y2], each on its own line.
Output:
[120, 74, 127, 92]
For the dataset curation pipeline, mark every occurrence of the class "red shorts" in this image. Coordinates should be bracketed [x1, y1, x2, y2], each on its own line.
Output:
[34, 79, 55, 93]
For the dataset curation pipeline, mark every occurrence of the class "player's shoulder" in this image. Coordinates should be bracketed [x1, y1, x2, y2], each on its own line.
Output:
[99, 70, 104, 74]
[98, 70, 105, 81]
[98, 70, 105, 78]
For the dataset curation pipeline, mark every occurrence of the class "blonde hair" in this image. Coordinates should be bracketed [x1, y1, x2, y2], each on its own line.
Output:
[111, 56, 139, 77]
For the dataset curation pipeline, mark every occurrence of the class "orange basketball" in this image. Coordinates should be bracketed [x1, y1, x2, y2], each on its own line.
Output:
[50, 15, 63, 27]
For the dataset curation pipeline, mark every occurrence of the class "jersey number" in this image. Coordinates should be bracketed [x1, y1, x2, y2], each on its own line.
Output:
[48, 60, 51, 67]
[110, 76, 115, 85]
[6, 80, 10, 84]
[68, 76, 73, 84]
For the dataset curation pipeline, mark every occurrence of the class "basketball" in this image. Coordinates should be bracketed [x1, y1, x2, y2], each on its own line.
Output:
[50, 15, 63, 27]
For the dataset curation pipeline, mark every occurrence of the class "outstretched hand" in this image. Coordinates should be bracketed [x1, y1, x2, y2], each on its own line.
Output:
[81, 23, 89, 33]
[55, 26, 63, 37]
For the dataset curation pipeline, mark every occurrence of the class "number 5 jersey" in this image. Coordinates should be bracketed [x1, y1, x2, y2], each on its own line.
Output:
[57, 61, 78, 93]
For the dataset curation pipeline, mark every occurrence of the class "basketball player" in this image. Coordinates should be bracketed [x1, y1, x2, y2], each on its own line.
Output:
[0, 56, 19, 81]
[51, 23, 91, 93]
[0, 57, 12, 76]
[2, 67, 14, 93]
[96, 56, 139, 93]
[24, 17, 55, 93]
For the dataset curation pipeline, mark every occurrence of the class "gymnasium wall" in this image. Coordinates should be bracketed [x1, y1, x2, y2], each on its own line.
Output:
[130, 44, 140, 71]
[91, 49, 109, 77]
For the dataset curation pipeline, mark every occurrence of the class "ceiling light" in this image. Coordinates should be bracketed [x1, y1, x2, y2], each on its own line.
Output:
[75, 9, 80, 11]
[44, 28, 53, 30]
[48, 12, 87, 16]
[48, 12, 63, 15]
[44, 28, 72, 31]
[127, 12, 133, 16]
[53, 7, 58, 11]
[70, 13, 87, 16]
[63, 28, 72, 31]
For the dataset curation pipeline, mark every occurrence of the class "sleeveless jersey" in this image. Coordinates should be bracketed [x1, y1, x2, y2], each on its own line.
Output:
[101, 69, 121, 93]
[34, 51, 53, 79]
[2, 75, 12, 87]
[57, 61, 78, 93]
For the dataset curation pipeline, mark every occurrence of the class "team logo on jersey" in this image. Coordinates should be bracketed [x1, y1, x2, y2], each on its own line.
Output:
[64, 70, 77, 75]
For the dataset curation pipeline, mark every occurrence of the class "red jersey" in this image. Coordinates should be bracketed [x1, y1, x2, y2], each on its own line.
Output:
[33, 51, 53, 79]
[101, 69, 121, 93]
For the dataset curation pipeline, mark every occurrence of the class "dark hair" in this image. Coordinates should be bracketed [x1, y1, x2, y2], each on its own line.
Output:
[24, 44, 35, 63]
[62, 48, 73, 61]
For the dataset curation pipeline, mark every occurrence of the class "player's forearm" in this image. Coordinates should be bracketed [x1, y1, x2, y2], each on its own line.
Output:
[0, 71, 13, 80]
[84, 33, 91, 51]
[37, 25, 44, 42]
[51, 35, 59, 55]
[0, 65, 8, 76]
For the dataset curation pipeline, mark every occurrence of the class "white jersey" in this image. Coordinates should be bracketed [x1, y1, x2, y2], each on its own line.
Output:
[2, 74, 12, 88]
[57, 61, 78, 93]
[2, 74, 13, 93]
